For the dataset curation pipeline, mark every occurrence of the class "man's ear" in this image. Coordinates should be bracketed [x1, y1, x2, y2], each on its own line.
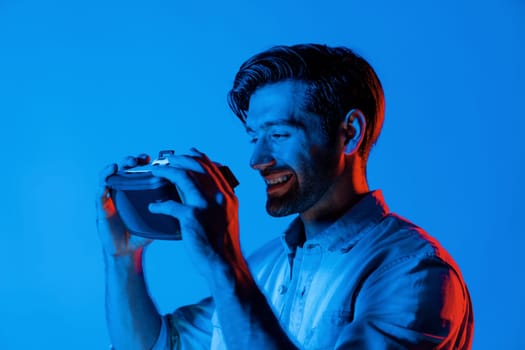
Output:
[342, 109, 366, 155]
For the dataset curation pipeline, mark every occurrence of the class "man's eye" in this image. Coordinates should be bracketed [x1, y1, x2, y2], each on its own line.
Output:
[250, 137, 258, 144]
[271, 133, 289, 140]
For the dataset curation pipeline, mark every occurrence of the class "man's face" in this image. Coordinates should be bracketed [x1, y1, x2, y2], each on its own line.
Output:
[245, 81, 343, 217]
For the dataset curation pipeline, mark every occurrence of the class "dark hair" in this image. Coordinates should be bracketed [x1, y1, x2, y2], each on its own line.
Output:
[227, 44, 385, 162]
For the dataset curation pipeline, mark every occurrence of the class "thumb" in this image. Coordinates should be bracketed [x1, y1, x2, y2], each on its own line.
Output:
[148, 200, 194, 220]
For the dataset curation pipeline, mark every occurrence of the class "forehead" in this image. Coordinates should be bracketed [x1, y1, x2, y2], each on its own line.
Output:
[245, 81, 315, 130]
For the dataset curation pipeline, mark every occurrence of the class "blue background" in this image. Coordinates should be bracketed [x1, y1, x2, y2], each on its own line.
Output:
[0, 0, 523, 348]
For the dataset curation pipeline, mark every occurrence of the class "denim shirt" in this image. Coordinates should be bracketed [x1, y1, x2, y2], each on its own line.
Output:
[155, 190, 474, 349]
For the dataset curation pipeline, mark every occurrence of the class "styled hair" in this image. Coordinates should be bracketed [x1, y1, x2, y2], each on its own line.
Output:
[227, 44, 385, 162]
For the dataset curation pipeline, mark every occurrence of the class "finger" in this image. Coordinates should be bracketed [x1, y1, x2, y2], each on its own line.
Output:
[166, 154, 207, 174]
[118, 152, 151, 170]
[166, 154, 231, 201]
[188, 148, 233, 196]
[137, 153, 150, 165]
[149, 201, 210, 245]
[119, 155, 139, 170]
[95, 184, 116, 219]
[100, 190, 118, 218]
[148, 200, 195, 222]
[99, 163, 118, 180]
[151, 166, 207, 208]
[168, 150, 224, 186]
[98, 163, 118, 192]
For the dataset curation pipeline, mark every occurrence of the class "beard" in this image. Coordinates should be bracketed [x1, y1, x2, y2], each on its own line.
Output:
[266, 149, 340, 217]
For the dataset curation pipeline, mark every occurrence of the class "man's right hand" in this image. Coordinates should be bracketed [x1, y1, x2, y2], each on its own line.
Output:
[97, 154, 164, 350]
[96, 154, 153, 257]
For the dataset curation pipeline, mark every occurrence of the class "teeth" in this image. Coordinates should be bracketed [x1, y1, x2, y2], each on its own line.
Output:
[265, 175, 291, 185]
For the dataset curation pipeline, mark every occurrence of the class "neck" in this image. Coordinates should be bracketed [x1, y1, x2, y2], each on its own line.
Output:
[300, 156, 369, 241]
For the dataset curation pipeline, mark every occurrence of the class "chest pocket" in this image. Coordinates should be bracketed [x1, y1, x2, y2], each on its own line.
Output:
[303, 308, 352, 349]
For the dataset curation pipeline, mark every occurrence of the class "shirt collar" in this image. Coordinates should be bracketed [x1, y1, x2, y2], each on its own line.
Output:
[280, 190, 389, 253]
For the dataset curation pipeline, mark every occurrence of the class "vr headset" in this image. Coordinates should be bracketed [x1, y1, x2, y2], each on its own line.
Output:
[106, 150, 239, 240]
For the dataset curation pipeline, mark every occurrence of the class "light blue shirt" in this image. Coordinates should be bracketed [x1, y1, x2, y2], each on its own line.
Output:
[154, 190, 474, 349]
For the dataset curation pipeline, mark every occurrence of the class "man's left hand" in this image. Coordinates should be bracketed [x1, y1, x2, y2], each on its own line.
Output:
[148, 148, 242, 276]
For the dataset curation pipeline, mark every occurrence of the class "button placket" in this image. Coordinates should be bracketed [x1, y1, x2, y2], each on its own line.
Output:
[278, 284, 288, 294]
[290, 243, 322, 338]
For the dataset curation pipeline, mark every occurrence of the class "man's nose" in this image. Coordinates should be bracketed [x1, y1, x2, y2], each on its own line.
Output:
[250, 139, 276, 170]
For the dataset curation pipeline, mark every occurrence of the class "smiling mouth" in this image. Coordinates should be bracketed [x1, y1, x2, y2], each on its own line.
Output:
[263, 172, 295, 195]
[265, 174, 291, 185]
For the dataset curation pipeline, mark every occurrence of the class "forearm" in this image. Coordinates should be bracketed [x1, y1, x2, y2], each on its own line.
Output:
[207, 256, 298, 350]
[104, 248, 162, 350]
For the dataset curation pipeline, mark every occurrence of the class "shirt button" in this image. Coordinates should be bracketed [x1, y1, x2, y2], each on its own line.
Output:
[278, 285, 288, 294]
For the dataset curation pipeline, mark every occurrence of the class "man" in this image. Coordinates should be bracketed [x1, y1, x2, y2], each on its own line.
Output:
[97, 44, 474, 349]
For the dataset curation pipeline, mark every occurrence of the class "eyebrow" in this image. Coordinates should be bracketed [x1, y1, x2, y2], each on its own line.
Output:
[245, 118, 306, 133]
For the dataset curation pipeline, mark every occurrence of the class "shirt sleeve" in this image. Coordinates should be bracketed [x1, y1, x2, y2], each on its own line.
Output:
[153, 296, 215, 350]
[334, 255, 474, 350]
[151, 315, 169, 350]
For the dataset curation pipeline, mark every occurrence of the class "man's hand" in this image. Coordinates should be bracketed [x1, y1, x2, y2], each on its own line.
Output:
[148, 148, 242, 276]
[96, 154, 154, 257]
[97, 154, 163, 350]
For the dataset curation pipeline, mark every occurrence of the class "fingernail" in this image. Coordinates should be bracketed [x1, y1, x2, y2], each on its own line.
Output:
[138, 153, 150, 161]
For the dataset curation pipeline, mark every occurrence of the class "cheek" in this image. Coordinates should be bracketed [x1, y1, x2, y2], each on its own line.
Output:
[288, 150, 318, 181]
[274, 136, 324, 174]
[308, 144, 332, 164]
[309, 145, 325, 158]
[308, 144, 342, 173]
[274, 139, 306, 166]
